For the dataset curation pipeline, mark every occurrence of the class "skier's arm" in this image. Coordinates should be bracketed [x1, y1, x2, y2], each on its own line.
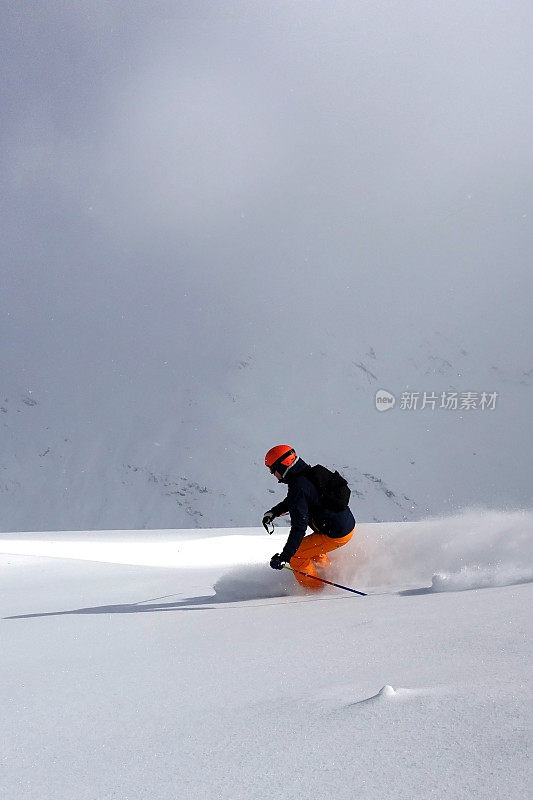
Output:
[280, 488, 309, 562]
[269, 498, 289, 517]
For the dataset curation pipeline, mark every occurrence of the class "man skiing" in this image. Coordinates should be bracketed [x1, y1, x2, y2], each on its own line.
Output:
[263, 445, 355, 590]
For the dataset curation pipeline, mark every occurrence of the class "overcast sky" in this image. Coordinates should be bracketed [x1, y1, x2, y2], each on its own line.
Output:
[1, 2, 532, 524]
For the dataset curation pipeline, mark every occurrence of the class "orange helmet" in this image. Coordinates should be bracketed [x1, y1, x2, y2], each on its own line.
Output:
[265, 445, 298, 477]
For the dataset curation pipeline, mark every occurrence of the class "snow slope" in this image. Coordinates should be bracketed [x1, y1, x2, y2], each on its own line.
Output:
[2, 335, 531, 532]
[1, 511, 531, 799]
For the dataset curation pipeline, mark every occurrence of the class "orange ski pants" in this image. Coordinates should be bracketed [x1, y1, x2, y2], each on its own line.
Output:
[289, 528, 355, 590]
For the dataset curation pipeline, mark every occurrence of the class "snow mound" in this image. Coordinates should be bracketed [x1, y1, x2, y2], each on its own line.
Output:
[352, 685, 402, 706]
[335, 509, 533, 593]
[352, 685, 452, 707]
[377, 684, 397, 698]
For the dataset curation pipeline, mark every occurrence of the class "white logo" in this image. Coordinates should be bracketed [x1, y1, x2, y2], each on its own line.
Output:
[375, 389, 396, 412]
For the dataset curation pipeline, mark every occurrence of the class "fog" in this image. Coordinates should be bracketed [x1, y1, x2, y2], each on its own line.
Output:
[1, 2, 532, 529]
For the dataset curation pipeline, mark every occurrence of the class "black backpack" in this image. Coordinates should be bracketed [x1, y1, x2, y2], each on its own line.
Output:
[303, 464, 351, 512]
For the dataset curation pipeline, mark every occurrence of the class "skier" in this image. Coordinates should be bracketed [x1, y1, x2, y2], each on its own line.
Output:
[263, 445, 355, 590]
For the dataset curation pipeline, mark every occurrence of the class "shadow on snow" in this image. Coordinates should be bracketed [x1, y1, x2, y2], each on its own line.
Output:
[4, 565, 333, 619]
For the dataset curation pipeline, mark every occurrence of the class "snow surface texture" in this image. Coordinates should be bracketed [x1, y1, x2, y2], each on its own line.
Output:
[1, 511, 531, 799]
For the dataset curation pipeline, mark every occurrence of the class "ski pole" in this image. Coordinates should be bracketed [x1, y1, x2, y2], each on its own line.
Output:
[283, 565, 367, 596]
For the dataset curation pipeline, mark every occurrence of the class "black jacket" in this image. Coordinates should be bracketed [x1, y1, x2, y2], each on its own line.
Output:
[270, 458, 355, 562]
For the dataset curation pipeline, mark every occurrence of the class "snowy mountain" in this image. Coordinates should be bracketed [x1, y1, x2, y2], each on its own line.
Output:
[1, 332, 531, 531]
[2, 511, 531, 799]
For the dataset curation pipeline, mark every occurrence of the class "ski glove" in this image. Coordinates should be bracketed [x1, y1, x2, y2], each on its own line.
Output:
[262, 510, 275, 533]
[270, 553, 285, 570]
